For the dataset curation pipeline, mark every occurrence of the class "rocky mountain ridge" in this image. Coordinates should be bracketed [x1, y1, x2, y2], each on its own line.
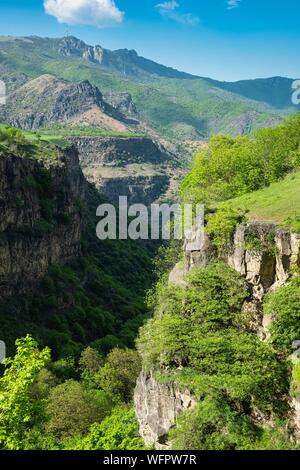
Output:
[0, 74, 139, 132]
[57, 36, 195, 81]
[0, 35, 294, 139]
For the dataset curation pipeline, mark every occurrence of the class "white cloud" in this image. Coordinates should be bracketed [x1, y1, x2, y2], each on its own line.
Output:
[227, 0, 241, 9]
[156, 1, 179, 10]
[44, 0, 124, 27]
[155, 1, 199, 26]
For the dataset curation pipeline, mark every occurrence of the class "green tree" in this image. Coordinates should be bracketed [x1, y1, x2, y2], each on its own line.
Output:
[79, 346, 104, 375]
[181, 113, 300, 207]
[264, 276, 300, 354]
[0, 335, 50, 450]
[46, 380, 112, 440]
[31, 368, 59, 400]
[95, 349, 141, 404]
[80, 407, 145, 450]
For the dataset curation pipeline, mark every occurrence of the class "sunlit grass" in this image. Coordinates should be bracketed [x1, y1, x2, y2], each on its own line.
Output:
[224, 171, 300, 227]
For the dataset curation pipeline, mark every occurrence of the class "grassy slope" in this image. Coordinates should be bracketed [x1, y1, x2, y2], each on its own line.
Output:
[0, 124, 144, 148]
[39, 124, 145, 138]
[225, 171, 300, 225]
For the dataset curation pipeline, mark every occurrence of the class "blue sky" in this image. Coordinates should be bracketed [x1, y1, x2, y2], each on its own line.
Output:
[0, 0, 299, 81]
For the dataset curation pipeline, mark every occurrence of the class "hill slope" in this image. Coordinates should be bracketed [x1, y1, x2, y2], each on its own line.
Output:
[225, 171, 300, 226]
[0, 73, 139, 132]
[0, 35, 295, 139]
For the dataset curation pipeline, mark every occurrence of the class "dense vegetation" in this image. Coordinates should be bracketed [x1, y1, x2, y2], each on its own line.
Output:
[181, 113, 300, 206]
[0, 182, 158, 358]
[0, 125, 61, 161]
[138, 263, 296, 450]
[0, 336, 144, 450]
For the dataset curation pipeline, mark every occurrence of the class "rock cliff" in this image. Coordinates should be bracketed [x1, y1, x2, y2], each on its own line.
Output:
[186, 222, 300, 297]
[135, 221, 300, 447]
[0, 146, 85, 298]
[134, 371, 197, 447]
[0, 74, 138, 131]
[68, 136, 171, 205]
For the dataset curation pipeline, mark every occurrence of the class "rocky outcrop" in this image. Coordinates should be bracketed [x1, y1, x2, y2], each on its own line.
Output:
[103, 92, 138, 116]
[69, 136, 169, 166]
[0, 146, 85, 298]
[134, 371, 197, 447]
[185, 221, 300, 299]
[0, 74, 137, 131]
[184, 221, 300, 337]
[57, 36, 193, 80]
[95, 174, 169, 206]
[1, 76, 106, 130]
[69, 136, 171, 205]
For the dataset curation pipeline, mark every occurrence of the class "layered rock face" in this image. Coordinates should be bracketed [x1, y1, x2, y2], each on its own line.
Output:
[103, 92, 138, 116]
[96, 174, 169, 207]
[0, 147, 85, 298]
[134, 371, 197, 447]
[68, 136, 168, 166]
[135, 221, 300, 447]
[185, 222, 300, 338]
[186, 222, 300, 298]
[1, 76, 107, 130]
[69, 136, 171, 205]
[0, 74, 137, 131]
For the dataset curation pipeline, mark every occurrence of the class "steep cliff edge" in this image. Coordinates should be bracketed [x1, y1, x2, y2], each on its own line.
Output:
[134, 371, 197, 447]
[0, 145, 85, 298]
[68, 136, 171, 205]
[135, 221, 300, 448]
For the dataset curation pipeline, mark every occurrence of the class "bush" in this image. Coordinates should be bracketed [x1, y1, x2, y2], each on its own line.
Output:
[95, 348, 141, 404]
[264, 276, 300, 354]
[170, 396, 295, 450]
[46, 380, 112, 439]
[206, 206, 246, 251]
[170, 396, 257, 450]
[80, 407, 145, 450]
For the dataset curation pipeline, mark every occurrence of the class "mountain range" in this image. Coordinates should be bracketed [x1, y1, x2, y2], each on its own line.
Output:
[0, 35, 298, 140]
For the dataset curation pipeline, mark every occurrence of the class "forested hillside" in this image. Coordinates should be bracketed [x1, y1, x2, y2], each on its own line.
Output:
[135, 114, 300, 450]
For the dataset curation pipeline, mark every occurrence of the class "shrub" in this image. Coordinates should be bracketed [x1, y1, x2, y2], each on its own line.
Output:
[206, 206, 246, 251]
[264, 277, 300, 354]
[46, 380, 111, 439]
[95, 348, 141, 404]
[80, 407, 145, 450]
